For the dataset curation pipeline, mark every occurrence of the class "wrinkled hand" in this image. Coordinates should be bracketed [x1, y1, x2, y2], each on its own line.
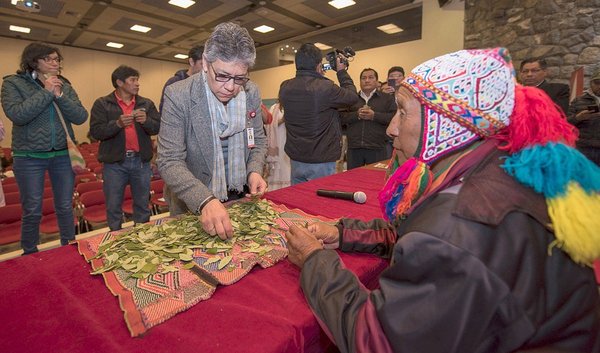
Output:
[575, 110, 600, 122]
[133, 109, 147, 124]
[246, 172, 268, 197]
[117, 114, 134, 128]
[307, 222, 339, 249]
[201, 198, 234, 240]
[286, 224, 324, 268]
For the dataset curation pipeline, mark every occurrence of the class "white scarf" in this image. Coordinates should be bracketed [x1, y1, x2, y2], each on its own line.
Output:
[203, 75, 247, 201]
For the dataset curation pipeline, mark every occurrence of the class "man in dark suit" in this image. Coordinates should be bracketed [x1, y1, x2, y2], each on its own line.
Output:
[519, 58, 570, 114]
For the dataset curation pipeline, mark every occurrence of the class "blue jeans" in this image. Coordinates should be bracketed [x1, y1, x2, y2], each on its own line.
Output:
[13, 155, 75, 254]
[290, 160, 336, 185]
[103, 156, 151, 231]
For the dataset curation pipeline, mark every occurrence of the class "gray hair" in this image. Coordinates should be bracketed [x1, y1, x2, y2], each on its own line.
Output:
[204, 22, 256, 68]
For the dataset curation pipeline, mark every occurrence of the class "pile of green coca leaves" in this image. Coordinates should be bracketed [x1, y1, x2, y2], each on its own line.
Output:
[90, 199, 280, 278]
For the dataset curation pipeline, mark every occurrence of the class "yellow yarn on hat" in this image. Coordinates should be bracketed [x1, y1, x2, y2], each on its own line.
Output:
[547, 182, 600, 266]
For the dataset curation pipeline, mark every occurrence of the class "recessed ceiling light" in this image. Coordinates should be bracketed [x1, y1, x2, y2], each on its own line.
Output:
[11, 0, 18, 4]
[168, 0, 195, 9]
[9, 25, 30, 33]
[328, 0, 355, 9]
[106, 42, 124, 49]
[377, 23, 404, 34]
[130, 24, 151, 33]
[253, 25, 274, 33]
[314, 42, 332, 50]
[174, 54, 188, 59]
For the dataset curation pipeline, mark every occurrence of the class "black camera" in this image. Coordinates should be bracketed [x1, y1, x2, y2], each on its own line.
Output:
[324, 46, 356, 71]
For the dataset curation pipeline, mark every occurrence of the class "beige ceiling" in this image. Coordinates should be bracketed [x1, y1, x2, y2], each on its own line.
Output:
[1, 0, 423, 70]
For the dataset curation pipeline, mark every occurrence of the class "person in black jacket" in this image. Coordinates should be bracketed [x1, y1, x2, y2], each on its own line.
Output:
[279, 43, 358, 184]
[90, 65, 160, 231]
[341, 68, 396, 169]
[519, 58, 570, 114]
[567, 69, 600, 166]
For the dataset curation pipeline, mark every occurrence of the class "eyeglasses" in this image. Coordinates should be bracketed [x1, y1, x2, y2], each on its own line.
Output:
[520, 68, 542, 74]
[208, 62, 249, 86]
[42, 56, 61, 64]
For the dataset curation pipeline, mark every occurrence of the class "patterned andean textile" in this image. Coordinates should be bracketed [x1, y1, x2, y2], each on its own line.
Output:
[77, 201, 335, 337]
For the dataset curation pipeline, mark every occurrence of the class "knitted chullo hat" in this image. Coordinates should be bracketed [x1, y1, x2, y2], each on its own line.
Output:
[378, 48, 600, 266]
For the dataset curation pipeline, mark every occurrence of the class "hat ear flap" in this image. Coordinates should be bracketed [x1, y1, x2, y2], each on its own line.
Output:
[496, 85, 577, 153]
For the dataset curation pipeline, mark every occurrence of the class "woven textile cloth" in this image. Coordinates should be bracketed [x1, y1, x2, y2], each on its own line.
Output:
[78, 201, 335, 337]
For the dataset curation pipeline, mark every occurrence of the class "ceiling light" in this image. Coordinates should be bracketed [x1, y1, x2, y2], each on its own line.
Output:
[9, 25, 30, 33]
[11, 0, 17, 4]
[106, 42, 124, 49]
[253, 25, 274, 33]
[168, 0, 195, 9]
[174, 54, 188, 59]
[328, 0, 355, 9]
[377, 23, 404, 34]
[130, 24, 151, 33]
[314, 42, 332, 50]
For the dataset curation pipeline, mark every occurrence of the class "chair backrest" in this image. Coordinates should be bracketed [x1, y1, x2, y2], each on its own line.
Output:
[2, 177, 16, 185]
[79, 189, 106, 207]
[0, 203, 22, 224]
[150, 179, 164, 195]
[42, 197, 56, 216]
[75, 172, 97, 185]
[2, 183, 19, 194]
[42, 187, 54, 199]
[4, 191, 21, 205]
[75, 180, 103, 196]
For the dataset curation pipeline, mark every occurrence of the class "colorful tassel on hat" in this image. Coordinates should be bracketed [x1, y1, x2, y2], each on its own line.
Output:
[503, 144, 600, 265]
[378, 158, 432, 221]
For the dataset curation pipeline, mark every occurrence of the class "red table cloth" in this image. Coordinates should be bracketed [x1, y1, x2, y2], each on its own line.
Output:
[0, 167, 389, 353]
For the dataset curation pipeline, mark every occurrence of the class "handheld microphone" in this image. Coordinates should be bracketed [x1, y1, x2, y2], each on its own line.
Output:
[316, 189, 367, 204]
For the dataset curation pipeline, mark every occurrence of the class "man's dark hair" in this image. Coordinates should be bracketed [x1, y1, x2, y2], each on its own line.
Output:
[295, 43, 323, 71]
[111, 65, 139, 88]
[360, 68, 379, 80]
[18, 42, 62, 74]
[387, 66, 405, 77]
[520, 58, 547, 71]
[189, 45, 204, 62]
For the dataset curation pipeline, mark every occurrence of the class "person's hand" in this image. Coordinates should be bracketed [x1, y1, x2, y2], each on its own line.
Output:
[117, 114, 134, 128]
[43, 74, 63, 97]
[358, 106, 374, 120]
[575, 110, 600, 121]
[246, 171, 268, 196]
[286, 224, 324, 268]
[133, 109, 147, 124]
[201, 198, 234, 240]
[334, 54, 347, 72]
[381, 85, 395, 94]
[307, 222, 339, 249]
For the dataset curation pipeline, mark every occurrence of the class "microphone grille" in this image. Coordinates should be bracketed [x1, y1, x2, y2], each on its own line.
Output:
[353, 191, 367, 204]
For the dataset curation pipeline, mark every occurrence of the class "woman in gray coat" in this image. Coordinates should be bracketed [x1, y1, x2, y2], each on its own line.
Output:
[158, 22, 267, 240]
[1, 42, 88, 254]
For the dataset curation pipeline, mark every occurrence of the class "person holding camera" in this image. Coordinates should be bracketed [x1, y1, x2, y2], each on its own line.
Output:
[90, 65, 160, 231]
[279, 43, 358, 184]
[567, 69, 600, 166]
[380, 66, 405, 94]
[340, 68, 396, 169]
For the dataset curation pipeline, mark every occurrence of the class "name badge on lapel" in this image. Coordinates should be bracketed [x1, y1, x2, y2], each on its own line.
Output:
[247, 128, 255, 148]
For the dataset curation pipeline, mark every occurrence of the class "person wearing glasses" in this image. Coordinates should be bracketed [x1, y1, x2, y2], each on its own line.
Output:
[157, 22, 267, 240]
[90, 65, 161, 231]
[519, 58, 570, 114]
[1, 42, 88, 254]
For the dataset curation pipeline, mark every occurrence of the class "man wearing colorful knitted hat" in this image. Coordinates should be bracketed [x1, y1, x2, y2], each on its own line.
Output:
[286, 48, 600, 353]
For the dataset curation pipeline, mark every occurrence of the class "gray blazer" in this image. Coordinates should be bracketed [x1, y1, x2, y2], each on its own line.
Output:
[157, 72, 267, 215]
